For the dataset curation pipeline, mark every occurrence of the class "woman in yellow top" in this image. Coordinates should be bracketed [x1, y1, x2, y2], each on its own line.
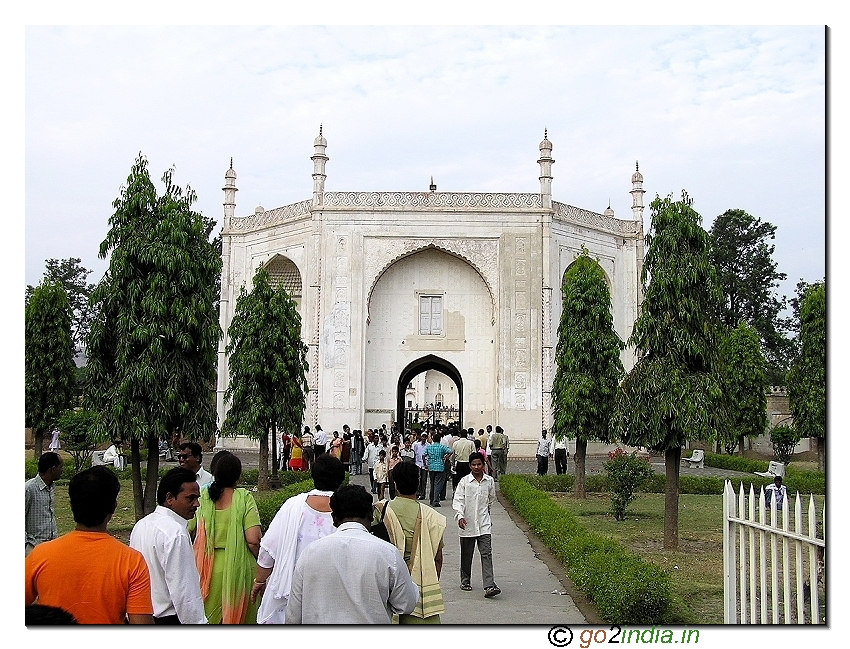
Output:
[192, 452, 262, 624]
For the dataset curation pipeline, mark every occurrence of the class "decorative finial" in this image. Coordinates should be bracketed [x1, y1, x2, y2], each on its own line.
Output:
[429, 176, 437, 192]
[608, 199, 611, 208]
[635, 160, 639, 171]
[230, 157, 233, 169]
[319, 124, 323, 136]
[544, 128, 548, 139]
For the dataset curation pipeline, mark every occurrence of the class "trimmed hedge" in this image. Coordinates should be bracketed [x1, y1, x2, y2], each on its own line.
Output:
[519, 465, 824, 496]
[500, 475, 671, 624]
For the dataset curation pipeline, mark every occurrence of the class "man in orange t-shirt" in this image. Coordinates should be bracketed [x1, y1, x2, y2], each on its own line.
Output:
[25, 466, 153, 624]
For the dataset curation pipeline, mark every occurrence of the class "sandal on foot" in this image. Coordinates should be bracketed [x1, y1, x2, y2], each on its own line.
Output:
[484, 586, 501, 598]
[460, 584, 473, 591]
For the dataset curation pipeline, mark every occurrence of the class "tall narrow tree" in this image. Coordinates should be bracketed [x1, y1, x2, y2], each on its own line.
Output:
[551, 250, 624, 498]
[709, 209, 791, 385]
[787, 281, 826, 471]
[222, 267, 309, 490]
[26, 257, 96, 354]
[719, 321, 768, 455]
[25, 281, 77, 459]
[613, 193, 729, 550]
[85, 155, 221, 518]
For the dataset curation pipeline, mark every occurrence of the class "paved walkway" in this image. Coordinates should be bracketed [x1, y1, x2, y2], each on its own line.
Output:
[347, 472, 588, 625]
[225, 450, 753, 625]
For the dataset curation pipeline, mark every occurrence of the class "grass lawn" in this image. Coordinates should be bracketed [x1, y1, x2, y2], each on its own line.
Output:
[553, 491, 826, 625]
[555, 492, 726, 625]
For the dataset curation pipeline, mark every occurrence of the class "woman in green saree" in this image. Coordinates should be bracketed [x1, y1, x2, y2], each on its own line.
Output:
[192, 452, 262, 624]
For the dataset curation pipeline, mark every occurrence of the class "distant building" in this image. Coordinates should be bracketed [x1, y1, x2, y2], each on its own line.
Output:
[215, 129, 645, 456]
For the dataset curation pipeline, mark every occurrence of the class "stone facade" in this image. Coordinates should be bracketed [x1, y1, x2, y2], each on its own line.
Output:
[215, 130, 645, 457]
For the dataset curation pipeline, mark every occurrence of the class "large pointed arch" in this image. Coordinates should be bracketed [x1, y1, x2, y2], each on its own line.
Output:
[396, 355, 463, 430]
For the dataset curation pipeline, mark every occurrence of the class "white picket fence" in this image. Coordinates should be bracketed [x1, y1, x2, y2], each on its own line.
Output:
[723, 480, 825, 624]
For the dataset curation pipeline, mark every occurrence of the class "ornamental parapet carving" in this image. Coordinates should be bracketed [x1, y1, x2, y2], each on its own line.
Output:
[364, 237, 498, 325]
[323, 191, 542, 210]
[228, 200, 312, 233]
[553, 201, 640, 235]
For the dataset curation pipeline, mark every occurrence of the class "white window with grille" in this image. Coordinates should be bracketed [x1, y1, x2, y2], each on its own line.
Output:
[419, 295, 443, 335]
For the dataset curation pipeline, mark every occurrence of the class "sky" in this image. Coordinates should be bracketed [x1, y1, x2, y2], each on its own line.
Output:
[22, 24, 826, 310]
[7, 3, 844, 644]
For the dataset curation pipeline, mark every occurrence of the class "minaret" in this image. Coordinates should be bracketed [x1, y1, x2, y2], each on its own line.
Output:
[311, 125, 328, 206]
[630, 161, 645, 222]
[538, 129, 554, 209]
[222, 157, 237, 230]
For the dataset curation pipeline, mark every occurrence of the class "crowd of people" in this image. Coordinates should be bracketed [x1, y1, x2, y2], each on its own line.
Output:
[24, 421, 511, 625]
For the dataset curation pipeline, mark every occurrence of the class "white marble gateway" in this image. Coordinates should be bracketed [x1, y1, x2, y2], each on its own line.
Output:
[215, 129, 646, 457]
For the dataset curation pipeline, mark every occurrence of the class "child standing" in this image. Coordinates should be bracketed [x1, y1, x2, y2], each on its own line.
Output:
[374, 449, 390, 500]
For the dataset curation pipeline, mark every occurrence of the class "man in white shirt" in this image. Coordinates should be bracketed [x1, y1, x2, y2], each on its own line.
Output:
[363, 434, 383, 494]
[313, 424, 328, 456]
[286, 484, 419, 624]
[413, 432, 430, 500]
[536, 429, 553, 476]
[178, 442, 213, 488]
[453, 452, 500, 598]
[252, 454, 345, 624]
[129, 467, 207, 624]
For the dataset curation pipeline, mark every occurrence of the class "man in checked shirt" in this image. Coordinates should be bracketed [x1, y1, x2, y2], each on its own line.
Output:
[25, 452, 63, 556]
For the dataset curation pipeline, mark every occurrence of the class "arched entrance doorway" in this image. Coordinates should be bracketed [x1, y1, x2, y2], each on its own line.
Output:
[396, 355, 463, 431]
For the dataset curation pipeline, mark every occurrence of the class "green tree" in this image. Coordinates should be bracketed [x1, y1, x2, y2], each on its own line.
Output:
[25, 281, 77, 459]
[222, 267, 309, 490]
[551, 250, 624, 498]
[57, 408, 99, 473]
[85, 154, 221, 519]
[613, 192, 729, 550]
[719, 321, 768, 455]
[26, 258, 96, 354]
[787, 282, 826, 471]
[709, 209, 791, 385]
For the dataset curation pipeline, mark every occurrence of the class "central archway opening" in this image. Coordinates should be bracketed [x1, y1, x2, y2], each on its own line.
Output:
[396, 355, 463, 432]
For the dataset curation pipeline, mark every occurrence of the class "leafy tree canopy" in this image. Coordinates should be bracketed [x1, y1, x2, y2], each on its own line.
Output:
[787, 281, 825, 441]
[709, 209, 791, 384]
[85, 154, 221, 517]
[614, 193, 729, 451]
[26, 281, 77, 433]
[551, 250, 623, 444]
[86, 154, 222, 443]
[719, 321, 768, 452]
[26, 258, 96, 353]
[222, 266, 309, 441]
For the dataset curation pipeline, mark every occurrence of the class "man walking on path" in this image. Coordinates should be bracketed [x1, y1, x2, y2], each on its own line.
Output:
[487, 426, 509, 480]
[536, 430, 552, 476]
[451, 429, 476, 489]
[425, 436, 453, 507]
[286, 485, 419, 624]
[25, 452, 63, 556]
[453, 452, 500, 598]
[554, 436, 569, 475]
[129, 467, 208, 624]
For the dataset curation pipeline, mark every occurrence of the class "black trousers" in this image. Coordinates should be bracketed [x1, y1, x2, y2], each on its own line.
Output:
[536, 454, 549, 475]
[554, 448, 568, 474]
[154, 615, 180, 625]
[453, 462, 471, 488]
